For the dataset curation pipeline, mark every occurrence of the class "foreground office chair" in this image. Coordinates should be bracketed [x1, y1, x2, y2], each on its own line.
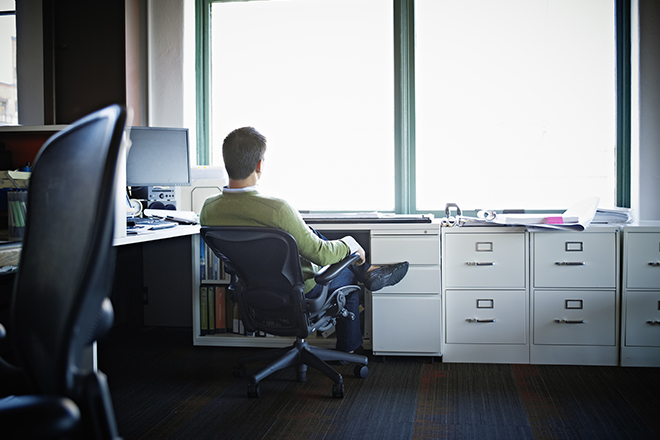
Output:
[201, 226, 369, 398]
[0, 104, 126, 439]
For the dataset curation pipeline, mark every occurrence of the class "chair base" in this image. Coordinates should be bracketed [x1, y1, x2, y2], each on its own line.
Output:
[234, 338, 368, 398]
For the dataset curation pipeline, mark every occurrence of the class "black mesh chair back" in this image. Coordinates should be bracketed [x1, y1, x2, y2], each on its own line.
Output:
[201, 227, 311, 339]
[7, 104, 126, 438]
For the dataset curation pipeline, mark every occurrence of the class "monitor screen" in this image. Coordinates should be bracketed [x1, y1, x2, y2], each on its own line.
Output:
[126, 126, 191, 187]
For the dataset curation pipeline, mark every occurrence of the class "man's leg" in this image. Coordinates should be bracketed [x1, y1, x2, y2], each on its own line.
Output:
[306, 266, 363, 353]
[334, 284, 363, 352]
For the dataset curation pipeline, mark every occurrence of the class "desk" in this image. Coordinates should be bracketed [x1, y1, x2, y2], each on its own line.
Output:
[0, 243, 21, 268]
[113, 224, 200, 247]
[192, 221, 443, 357]
[113, 224, 200, 329]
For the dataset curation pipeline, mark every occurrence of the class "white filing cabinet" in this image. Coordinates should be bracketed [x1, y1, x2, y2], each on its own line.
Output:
[370, 227, 442, 356]
[442, 227, 529, 363]
[621, 222, 660, 366]
[530, 227, 620, 365]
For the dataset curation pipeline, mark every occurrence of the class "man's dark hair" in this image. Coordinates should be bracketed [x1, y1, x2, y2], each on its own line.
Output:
[222, 127, 267, 180]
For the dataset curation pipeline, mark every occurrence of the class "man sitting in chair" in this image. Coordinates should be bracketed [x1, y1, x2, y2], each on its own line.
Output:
[200, 127, 408, 354]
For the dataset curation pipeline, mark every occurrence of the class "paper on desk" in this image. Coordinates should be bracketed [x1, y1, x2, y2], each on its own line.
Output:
[143, 209, 199, 224]
[476, 197, 600, 231]
[301, 211, 381, 220]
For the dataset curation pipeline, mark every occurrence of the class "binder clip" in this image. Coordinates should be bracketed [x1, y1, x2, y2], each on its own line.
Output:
[442, 202, 465, 227]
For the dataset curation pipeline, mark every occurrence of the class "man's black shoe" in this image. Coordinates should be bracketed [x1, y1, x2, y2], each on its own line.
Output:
[362, 262, 409, 292]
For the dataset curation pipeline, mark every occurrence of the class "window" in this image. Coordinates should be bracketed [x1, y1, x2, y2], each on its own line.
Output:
[200, 0, 625, 213]
[208, 0, 394, 211]
[415, 0, 616, 211]
[0, 1, 18, 125]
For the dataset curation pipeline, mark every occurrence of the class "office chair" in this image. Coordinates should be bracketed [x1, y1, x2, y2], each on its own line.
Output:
[0, 104, 126, 439]
[200, 226, 369, 398]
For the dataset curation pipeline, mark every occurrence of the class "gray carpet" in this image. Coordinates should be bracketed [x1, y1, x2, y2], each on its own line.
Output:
[99, 327, 660, 440]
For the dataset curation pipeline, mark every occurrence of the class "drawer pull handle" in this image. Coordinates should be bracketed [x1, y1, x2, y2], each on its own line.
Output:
[646, 320, 660, 325]
[555, 319, 586, 324]
[555, 262, 586, 266]
[648, 262, 660, 267]
[466, 318, 496, 323]
[466, 262, 494, 266]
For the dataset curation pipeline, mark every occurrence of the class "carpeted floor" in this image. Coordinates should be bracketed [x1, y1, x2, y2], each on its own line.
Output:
[99, 327, 660, 440]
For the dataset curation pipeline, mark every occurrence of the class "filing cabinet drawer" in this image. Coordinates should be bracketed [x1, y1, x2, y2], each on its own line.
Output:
[445, 290, 526, 344]
[533, 290, 616, 346]
[444, 233, 526, 288]
[625, 233, 660, 289]
[371, 234, 439, 265]
[625, 291, 660, 347]
[533, 232, 617, 288]
[372, 294, 442, 353]
[375, 265, 440, 294]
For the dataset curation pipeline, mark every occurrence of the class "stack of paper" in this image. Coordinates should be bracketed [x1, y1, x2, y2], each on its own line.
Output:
[473, 197, 601, 231]
[592, 207, 633, 224]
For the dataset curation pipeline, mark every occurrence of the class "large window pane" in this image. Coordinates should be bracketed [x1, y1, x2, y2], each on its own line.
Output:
[415, 0, 616, 211]
[210, 0, 394, 211]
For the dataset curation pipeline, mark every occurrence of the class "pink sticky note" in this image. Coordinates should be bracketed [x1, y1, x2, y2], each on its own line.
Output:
[547, 216, 563, 224]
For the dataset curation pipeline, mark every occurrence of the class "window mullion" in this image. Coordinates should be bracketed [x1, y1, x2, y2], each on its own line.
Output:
[394, 0, 415, 214]
[196, 0, 211, 166]
[616, 0, 631, 208]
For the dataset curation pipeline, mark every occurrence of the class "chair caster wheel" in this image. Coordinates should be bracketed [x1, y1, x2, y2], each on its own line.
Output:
[332, 383, 345, 398]
[354, 365, 369, 379]
[233, 365, 247, 378]
[248, 383, 261, 398]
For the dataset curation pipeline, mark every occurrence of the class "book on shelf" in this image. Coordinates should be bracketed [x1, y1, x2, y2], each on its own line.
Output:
[208, 287, 215, 335]
[225, 289, 235, 333]
[199, 236, 206, 281]
[199, 284, 230, 335]
[232, 302, 241, 334]
[200, 286, 208, 335]
[200, 241, 231, 282]
[214, 286, 226, 333]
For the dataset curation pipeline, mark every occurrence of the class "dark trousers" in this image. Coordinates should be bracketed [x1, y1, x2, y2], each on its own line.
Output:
[305, 228, 367, 352]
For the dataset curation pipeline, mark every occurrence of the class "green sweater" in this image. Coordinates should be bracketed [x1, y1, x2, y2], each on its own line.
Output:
[200, 188, 352, 293]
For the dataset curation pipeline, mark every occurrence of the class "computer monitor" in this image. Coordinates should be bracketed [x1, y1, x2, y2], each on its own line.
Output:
[126, 126, 191, 187]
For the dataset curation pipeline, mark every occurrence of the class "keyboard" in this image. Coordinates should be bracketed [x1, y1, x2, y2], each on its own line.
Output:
[127, 217, 177, 231]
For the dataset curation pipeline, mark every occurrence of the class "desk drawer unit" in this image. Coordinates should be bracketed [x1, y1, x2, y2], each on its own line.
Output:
[533, 232, 617, 289]
[445, 290, 527, 344]
[370, 229, 441, 356]
[444, 233, 526, 289]
[532, 290, 616, 346]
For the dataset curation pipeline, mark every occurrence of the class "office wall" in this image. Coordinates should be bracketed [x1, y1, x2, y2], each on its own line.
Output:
[632, 0, 660, 220]
[15, 0, 44, 126]
[16, 0, 127, 125]
[148, 0, 185, 128]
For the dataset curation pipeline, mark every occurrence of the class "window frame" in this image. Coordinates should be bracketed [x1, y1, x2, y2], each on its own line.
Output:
[196, 0, 631, 215]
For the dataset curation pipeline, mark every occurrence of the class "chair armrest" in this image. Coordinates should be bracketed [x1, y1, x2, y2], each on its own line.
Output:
[0, 323, 21, 376]
[314, 253, 361, 285]
[0, 323, 29, 395]
[0, 395, 81, 439]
